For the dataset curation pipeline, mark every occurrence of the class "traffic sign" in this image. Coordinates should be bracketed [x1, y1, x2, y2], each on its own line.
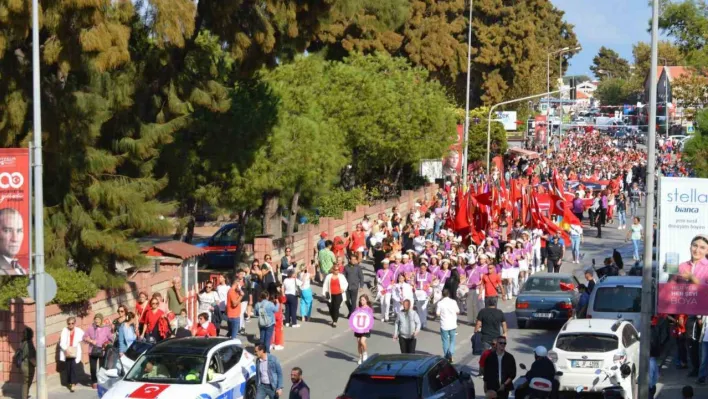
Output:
[27, 273, 57, 304]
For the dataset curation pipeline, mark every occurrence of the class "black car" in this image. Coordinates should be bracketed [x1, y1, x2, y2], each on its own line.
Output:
[338, 354, 474, 399]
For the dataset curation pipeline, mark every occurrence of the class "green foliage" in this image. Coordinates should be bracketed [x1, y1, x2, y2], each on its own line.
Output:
[683, 109, 708, 178]
[659, 0, 708, 66]
[590, 46, 631, 80]
[0, 268, 97, 310]
[318, 188, 369, 219]
[595, 78, 634, 106]
[465, 107, 508, 163]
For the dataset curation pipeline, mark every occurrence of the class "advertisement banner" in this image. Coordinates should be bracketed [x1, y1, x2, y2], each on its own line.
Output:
[534, 115, 547, 145]
[443, 125, 464, 178]
[657, 177, 708, 314]
[0, 149, 30, 276]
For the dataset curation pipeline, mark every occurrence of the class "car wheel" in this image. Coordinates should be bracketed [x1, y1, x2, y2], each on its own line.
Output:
[517, 320, 527, 329]
[246, 379, 257, 399]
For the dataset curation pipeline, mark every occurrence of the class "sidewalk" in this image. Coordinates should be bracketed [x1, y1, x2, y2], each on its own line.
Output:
[656, 340, 708, 398]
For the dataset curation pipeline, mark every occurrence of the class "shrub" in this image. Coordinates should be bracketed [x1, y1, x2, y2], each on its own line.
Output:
[318, 188, 368, 219]
[0, 268, 98, 310]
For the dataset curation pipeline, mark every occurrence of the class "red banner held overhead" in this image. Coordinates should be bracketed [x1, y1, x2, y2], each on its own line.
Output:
[0, 148, 30, 276]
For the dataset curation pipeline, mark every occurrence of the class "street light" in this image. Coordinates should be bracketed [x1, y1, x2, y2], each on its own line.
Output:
[461, 0, 474, 186]
[547, 46, 580, 141]
[660, 58, 669, 135]
[487, 89, 561, 173]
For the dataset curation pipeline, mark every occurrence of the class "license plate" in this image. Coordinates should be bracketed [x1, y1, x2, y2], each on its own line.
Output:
[571, 360, 600, 368]
[533, 312, 553, 319]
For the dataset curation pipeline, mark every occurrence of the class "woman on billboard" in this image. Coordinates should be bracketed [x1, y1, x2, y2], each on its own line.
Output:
[669, 235, 708, 284]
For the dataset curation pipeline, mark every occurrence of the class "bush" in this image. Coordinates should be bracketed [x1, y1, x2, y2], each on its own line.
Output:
[318, 187, 368, 219]
[0, 268, 98, 310]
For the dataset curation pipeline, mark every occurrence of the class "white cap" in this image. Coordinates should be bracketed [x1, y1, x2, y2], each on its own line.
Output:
[534, 346, 548, 357]
[382, 259, 390, 264]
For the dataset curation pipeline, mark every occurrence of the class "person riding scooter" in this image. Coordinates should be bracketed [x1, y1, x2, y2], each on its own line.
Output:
[517, 346, 559, 399]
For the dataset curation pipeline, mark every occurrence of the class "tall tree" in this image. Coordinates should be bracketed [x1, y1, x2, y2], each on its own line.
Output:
[594, 78, 633, 106]
[683, 109, 708, 177]
[590, 46, 631, 80]
[659, 0, 708, 66]
[672, 72, 708, 119]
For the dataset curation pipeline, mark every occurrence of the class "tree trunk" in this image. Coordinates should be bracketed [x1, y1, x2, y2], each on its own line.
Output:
[234, 210, 251, 274]
[262, 193, 282, 238]
[286, 189, 301, 237]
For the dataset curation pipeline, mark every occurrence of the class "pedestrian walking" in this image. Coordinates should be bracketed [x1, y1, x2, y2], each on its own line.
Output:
[226, 277, 244, 338]
[254, 343, 284, 399]
[376, 259, 394, 321]
[255, 292, 278, 353]
[475, 299, 507, 349]
[282, 269, 301, 328]
[414, 262, 432, 329]
[139, 295, 166, 341]
[626, 217, 643, 261]
[629, 182, 642, 217]
[271, 286, 286, 351]
[482, 336, 516, 399]
[616, 193, 627, 229]
[59, 317, 84, 392]
[571, 192, 584, 222]
[353, 295, 374, 364]
[323, 266, 348, 328]
[545, 233, 564, 273]
[393, 299, 421, 354]
[435, 289, 460, 363]
[465, 260, 485, 326]
[478, 337, 497, 376]
[84, 313, 112, 389]
[17, 327, 36, 399]
[481, 259, 505, 306]
[344, 253, 365, 318]
[569, 223, 583, 264]
[216, 274, 230, 331]
[118, 312, 137, 353]
[289, 367, 310, 399]
[318, 240, 336, 282]
[298, 264, 313, 322]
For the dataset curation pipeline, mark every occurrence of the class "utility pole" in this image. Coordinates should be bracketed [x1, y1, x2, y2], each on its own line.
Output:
[461, 0, 474, 186]
[559, 55, 564, 137]
[32, 0, 48, 396]
[638, 1, 659, 398]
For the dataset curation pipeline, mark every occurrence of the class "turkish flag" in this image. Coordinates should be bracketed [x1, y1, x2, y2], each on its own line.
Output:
[128, 384, 171, 398]
[454, 189, 470, 231]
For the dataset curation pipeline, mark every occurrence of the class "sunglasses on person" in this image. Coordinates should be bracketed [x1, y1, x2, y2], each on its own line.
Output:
[67, 322, 75, 326]
[498, 341, 507, 345]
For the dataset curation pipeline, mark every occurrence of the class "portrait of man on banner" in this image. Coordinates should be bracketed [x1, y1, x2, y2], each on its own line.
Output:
[0, 148, 30, 276]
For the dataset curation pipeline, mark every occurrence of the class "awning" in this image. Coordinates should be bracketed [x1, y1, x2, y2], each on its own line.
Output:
[143, 240, 207, 260]
[508, 147, 541, 159]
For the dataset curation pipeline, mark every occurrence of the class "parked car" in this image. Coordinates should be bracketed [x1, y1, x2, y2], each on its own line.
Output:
[549, 319, 639, 396]
[338, 354, 474, 399]
[586, 276, 642, 330]
[98, 337, 257, 399]
[515, 273, 580, 329]
[195, 223, 241, 268]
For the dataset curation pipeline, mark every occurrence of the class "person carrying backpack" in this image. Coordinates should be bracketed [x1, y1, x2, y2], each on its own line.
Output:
[255, 291, 278, 353]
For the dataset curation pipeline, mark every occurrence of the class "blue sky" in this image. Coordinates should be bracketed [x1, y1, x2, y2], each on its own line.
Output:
[552, 0, 653, 78]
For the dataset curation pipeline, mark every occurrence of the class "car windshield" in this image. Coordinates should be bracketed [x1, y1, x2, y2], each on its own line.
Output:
[524, 277, 574, 292]
[124, 341, 154, 362]
[593, 286, 641, 312]
[556, 334, 618, 352]
[345, 375, 419, 398]
[124, 354, 206, 385]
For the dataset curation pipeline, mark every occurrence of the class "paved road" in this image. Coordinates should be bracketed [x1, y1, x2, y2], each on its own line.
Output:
[37, 209, 704, 398]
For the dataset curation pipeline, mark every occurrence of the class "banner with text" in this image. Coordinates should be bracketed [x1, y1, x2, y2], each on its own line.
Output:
[0, 149, 30, 276]
[657, 176, 708, 314]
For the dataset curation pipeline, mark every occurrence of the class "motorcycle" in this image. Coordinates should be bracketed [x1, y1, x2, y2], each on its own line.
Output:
[594, 361, 633, 398]
[512, 363, 563, 399]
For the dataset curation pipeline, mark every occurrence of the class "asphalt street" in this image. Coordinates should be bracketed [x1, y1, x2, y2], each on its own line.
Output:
[39, 208, 705, 398]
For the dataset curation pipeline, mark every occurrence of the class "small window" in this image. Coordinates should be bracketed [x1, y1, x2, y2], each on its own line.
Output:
[427, 361, 457, 393]
[625, 324, 639, 346]
[593, 286, 641, 313]
[216, 345, 243, 373]
[555, 333, 618, 352]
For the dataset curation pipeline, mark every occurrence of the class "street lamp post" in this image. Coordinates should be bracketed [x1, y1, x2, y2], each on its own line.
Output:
[546, 46, 580, 143]
[487, 89, 562, 173]
[461, 0, 474, 186]
[660, 58, 669, 135]
[638, 1, 660, 398]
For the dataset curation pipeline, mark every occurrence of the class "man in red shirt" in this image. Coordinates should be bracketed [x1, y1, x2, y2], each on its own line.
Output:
[479, 337, 498, 376]
[482, 263, 505, 307]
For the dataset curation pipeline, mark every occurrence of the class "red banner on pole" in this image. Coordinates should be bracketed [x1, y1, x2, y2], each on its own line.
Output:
[0, 148, 30, 276]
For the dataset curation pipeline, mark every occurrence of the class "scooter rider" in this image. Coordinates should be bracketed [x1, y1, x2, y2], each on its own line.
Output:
[517, 346, 559, 399]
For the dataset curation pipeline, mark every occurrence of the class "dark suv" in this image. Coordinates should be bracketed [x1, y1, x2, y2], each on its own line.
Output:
[338, 354, 474, 399]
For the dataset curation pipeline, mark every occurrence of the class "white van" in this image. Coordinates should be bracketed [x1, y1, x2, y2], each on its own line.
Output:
[586, 276, 643, 331]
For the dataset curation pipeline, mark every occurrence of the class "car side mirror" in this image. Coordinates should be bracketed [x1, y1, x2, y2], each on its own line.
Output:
[459, 371, 471, 381]
[105, 369, 119, 379]
[210, 373, 226, 384]
[519, 363, 527, 370]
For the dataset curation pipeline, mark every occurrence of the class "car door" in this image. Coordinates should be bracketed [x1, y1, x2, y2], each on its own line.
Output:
[212, 345, 245, 397]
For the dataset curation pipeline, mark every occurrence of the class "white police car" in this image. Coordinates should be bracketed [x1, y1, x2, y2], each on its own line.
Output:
[97, 337, 257, 399]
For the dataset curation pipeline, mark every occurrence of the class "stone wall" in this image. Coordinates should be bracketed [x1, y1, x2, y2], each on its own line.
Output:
[255, 184, 439, 274]
[0, 266, 180, 390]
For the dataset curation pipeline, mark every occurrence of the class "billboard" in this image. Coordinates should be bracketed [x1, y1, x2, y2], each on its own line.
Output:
[0, 149, 30, 276]
[496, 111, 518, 131]
[443, 125, 464, 178]
[420, 159, 443, 183]
[534, 115, 547, 145]
[657, 177, 708, 314]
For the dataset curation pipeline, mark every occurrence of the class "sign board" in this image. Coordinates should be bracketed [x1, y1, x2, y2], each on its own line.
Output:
[534, 115, 547, 144]
[443, 125, 464, 178]
[0, 148, 31, 276]
[656, 177, 708, 315]
[420, 159, 443, 182]
[28, 273, 58, 304]
[349, 307, 374, 334]
[496, 111, 518, 131]
[687, 124, 695, 134]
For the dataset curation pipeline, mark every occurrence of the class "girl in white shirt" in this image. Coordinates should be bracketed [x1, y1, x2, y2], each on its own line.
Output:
[198, 281, 220, 323]
[216, 274, 230, 321]
[392, 273, 414, 314]
[283, 269, 303, 327]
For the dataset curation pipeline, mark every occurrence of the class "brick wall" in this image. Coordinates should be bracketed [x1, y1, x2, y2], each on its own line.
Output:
[0, 266, 180, 390]
[255, 184, 439, 274]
